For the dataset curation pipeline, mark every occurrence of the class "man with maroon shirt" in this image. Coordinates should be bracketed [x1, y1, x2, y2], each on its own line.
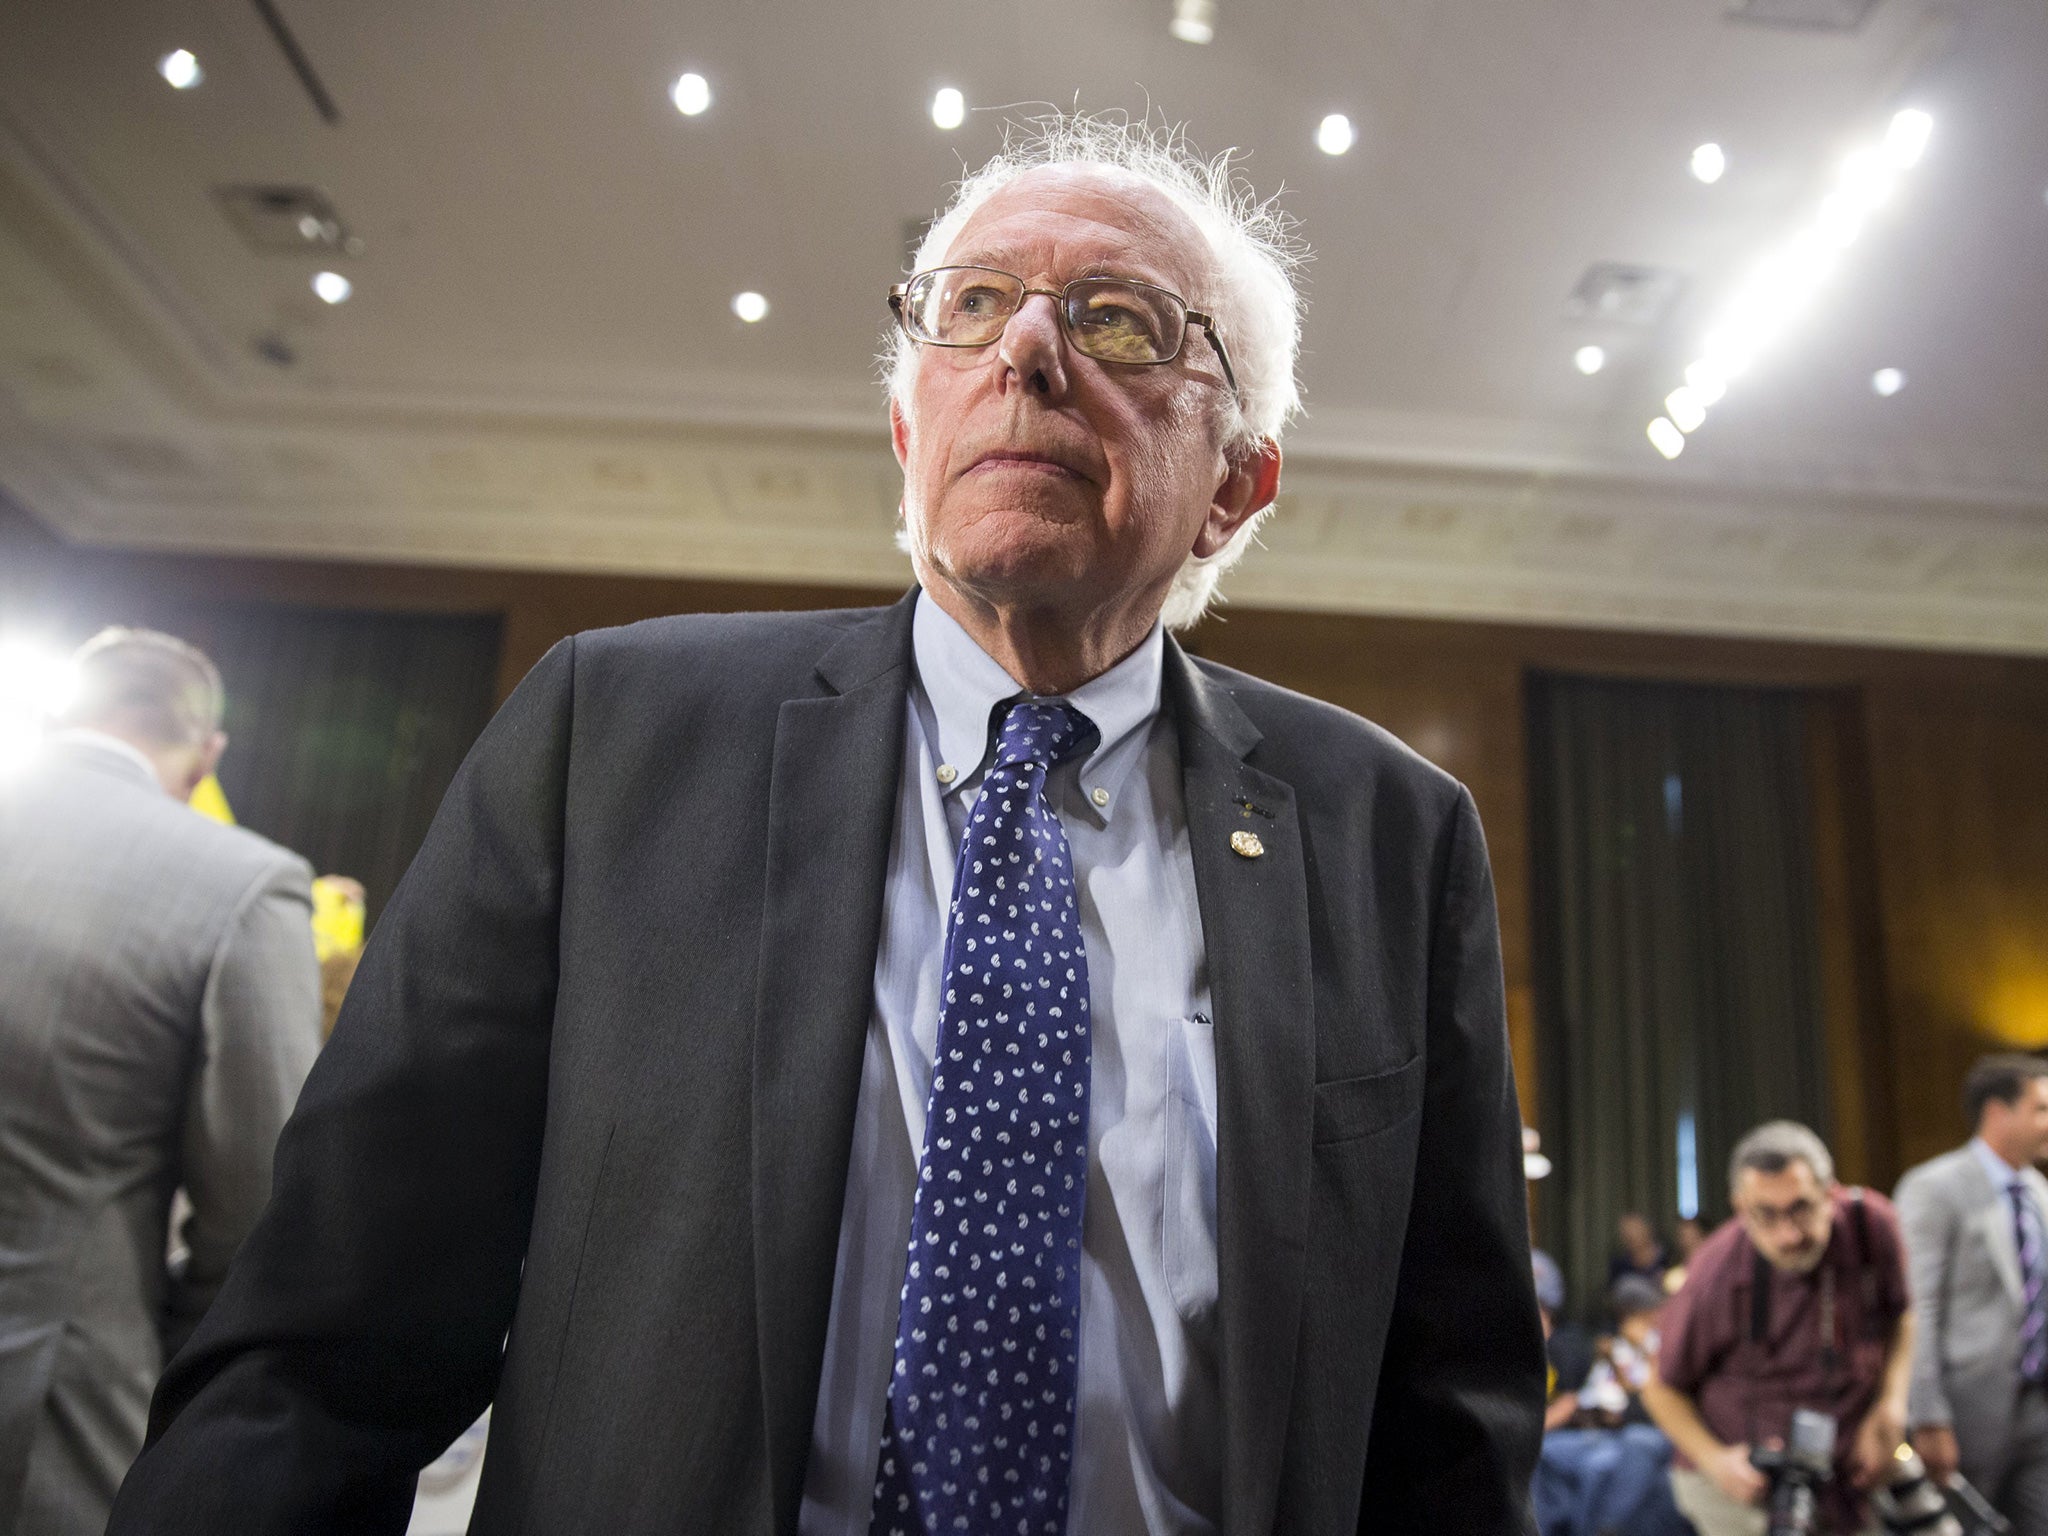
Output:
[1643, 1121, 1915, 1536]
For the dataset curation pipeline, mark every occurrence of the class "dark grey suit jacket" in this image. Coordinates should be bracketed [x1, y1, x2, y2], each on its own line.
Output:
[109, 594, 1543, 1534]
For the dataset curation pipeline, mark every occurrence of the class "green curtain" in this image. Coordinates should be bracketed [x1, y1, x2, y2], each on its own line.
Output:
[1529, 672, 1830, 1323]
[163, 601, 503, 930]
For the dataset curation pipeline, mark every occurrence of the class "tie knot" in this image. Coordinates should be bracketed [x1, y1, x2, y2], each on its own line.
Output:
[992, 699, 1093, 773]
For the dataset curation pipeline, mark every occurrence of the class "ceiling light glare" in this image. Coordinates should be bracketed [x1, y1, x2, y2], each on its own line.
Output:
[1871, 366, 1906, 396]
[731, 290, 769, 323]
[1883, 108, 1933, 169]
[0, 640, 77, 776]
[1664, 386, 1707, 433]
[1316, 114, 1355, 157]
[1646, 417, 1686, 460]
[1573, 344, 1606, 376]
[670, 72, 711, 116]
[158, 49, 203, 90]
[1690, 143, 1727, 184]
[1836, 147, 1896, 217]
[931, 87, 966, 131]
[1813, 192, 1865, 251]
[1169, 0, 1217, 43]
[311, 270, 352, 304]
[1683, 358, 1729, 406]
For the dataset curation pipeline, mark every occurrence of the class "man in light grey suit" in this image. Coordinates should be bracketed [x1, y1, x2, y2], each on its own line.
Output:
[0, 628, 322, 1535]
[1896, 1053, 2048, 1534]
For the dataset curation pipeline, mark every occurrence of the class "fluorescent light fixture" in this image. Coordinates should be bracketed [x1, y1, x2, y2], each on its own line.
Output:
[1665, 386, 1707, 433]
[731, 290, 769, 323]
[670, 72, 711, 116]
[1651, 107, 1932, 445]
[1884, 108, 1933, 169]
[931, 87, 965, 130]
[1170, 0, 1217, 42]
[1690, 143, 1727, 184]
[158, 49, 203, 90]
[312, 271, 352, 304]
[1316, 114, 1355, 157]
[1646, 417, 1686, 459]
[1573, 345, 1606, 376]
[1683, 359, 1729, 406]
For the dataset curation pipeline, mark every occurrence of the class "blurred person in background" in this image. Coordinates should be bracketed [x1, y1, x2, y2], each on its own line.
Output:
[1534, 1269, 1690, 1536]
[0, 627, 322, 1536]
[1895, 1052, 2048, 1534]
[1609, 1211, 1671, 1292]
[1665, 1217, 1708, 1294]
[1645, 1120, 1913, 1536]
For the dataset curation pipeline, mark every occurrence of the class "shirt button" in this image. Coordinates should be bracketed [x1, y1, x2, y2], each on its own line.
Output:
[1090, 786, 1110, 808]
[936, 764, 958, 786]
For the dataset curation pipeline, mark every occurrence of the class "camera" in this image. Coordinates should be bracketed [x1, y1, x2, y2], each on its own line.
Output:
[1871, 1446, 2011, 1536]
[1748, 1408, 2010, 1536]
[1751, 1408, 1837, 1536]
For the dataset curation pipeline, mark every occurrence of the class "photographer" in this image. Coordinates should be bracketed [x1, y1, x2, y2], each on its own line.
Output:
[1643, 1122, 1915, 1535]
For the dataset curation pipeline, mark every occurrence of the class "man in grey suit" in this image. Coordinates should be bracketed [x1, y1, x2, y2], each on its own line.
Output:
[0, 628, 322, 1535]
[1897, 1053, 2048, 1534]
[109, 119, 1543, 1535]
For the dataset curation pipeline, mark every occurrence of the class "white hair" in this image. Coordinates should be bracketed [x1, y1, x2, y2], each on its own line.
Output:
[886, 112, 1306, 630]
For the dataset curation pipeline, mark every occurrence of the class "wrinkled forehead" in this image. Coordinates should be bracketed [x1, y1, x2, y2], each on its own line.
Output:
[941, 165, 1216, 296]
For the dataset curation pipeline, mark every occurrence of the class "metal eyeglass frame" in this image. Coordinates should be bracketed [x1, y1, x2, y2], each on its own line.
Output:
[888, 265, 1241, 399]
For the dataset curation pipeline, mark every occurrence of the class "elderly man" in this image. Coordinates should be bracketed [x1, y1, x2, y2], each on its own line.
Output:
[0, 628, 322, 1535]
[110, 120, 1542, 1536]
[1645, 1122, 1913, 1536]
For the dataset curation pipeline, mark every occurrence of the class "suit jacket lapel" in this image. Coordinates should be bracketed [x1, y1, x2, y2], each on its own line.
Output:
[1166, 642, 1315, 1536]
[1966, 1156, 2027, 1307]
[753, 593, 915, 1534]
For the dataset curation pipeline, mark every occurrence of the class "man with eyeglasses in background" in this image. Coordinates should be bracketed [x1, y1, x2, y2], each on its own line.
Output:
[1644, 1121, 1915, 1536]
[110, 115, 1543, 1536]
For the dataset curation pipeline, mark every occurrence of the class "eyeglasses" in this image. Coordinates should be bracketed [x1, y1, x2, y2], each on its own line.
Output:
[1742, 1197, 1826, 1234]
[888, 265, 1239, 397]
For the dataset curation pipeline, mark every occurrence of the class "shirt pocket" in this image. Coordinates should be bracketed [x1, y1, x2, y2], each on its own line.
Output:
[1163, 1014, 1219, 1324]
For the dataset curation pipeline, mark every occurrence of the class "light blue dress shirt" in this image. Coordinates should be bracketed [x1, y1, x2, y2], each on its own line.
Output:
[800, 592, 1221, 1536]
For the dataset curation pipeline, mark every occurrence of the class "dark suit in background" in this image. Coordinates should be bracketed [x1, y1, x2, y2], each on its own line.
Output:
[109, 595, 1543, 1534]
[0, 738, 322, 1535]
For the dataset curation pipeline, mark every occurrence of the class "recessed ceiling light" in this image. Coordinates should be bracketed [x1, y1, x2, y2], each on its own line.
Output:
[158, 49, 203, 90]
[931, 88, 966, 131]
[670, 72, 711, 117]
[311, 270, 352, 304]
[1690, 143, 1727, 184]
[1573, 345, 1606, 376]
[1169, 0, 1217, 42]
[1316, 114, 1355, 157]
[1646, 417, 1686, 459]
[732, 290, 769, 323]
[1871, 367, 1905, 396]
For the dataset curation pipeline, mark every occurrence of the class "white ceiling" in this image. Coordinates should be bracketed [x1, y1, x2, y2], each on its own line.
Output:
[2, 0, 2045, 650]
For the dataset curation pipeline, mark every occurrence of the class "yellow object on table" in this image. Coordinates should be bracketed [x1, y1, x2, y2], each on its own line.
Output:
[187, 774, 235, 825]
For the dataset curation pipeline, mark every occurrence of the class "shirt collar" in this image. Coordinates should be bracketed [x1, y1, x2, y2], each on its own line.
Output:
[1972, 1136, 2026, 1188]
[910, 589, 1164, 812]
[48, 727, 167, 794]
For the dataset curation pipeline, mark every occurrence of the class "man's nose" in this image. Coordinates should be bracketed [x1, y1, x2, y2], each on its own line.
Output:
[994, 290, 1070, 400]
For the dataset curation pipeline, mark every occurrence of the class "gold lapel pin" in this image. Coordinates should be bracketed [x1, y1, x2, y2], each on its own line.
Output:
[1230, 829, 1265, 859]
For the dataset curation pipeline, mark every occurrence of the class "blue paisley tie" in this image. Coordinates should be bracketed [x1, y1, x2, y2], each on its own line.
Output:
[870, 698, 1096, 1536]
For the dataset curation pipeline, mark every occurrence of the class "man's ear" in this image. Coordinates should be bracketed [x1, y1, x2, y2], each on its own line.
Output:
[1193, 437, 1282, 559]
[889, 397, 911, 471]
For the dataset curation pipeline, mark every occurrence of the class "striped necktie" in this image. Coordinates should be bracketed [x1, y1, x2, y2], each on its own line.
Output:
[2010, 1180, 2047, 1383]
